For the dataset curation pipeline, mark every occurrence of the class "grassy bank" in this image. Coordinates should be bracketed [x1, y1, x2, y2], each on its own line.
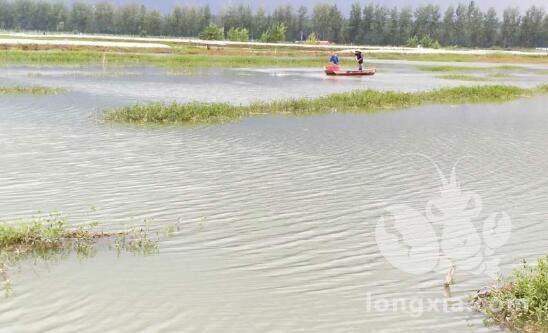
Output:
[1, 44, 547, 69]
[0, 49, 326, 68]
[103, 84, 548, 125]
[0, 214, 162, 294]
[0, 85, 65, 95]
[371, 52, 548, 64]
[472, 255, 548, 332]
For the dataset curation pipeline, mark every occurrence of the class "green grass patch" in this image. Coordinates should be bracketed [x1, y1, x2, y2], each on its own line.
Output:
[0, 85, 65, 95]
[487, 72, 512, 79]
[438, 74, 490, 81]
[103, 85, 548, 125]
[0, 213, 167, 295]
[1, 47, 546, 70]
[417, 65, 480, 72]
[472, 255, 548, 333]
[370, 52, 548, 64]
[0, 49, 326, 69]
[417, 64, 528, 73]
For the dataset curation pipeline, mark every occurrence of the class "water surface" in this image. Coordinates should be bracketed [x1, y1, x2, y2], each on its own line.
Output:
[0, 63, 547, 333]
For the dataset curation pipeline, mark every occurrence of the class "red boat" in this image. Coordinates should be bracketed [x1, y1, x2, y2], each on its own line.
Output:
[324, 64, 376, 76]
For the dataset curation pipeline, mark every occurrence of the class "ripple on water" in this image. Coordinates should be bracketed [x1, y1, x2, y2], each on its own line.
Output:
[0, 65, 547, 332]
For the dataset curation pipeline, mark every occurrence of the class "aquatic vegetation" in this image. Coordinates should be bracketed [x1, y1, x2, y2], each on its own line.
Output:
[487, 72, 512, 79]
[104, 102, 244, 124]
[113, 222, 160, 256]
[0, 85, 65, 95]
[0, 49, 326, 69]
[417, 65, 480, 72]
[438, 72, 515, 81]
[373, 52, 548, 64]
[438, 74, 489, 81]
[0, 213, 171, 295]
[2, 46, 547, 70]
[417, 64, 527, 73]
[103, 85, 548, 125]
[472, 255, 548, 333]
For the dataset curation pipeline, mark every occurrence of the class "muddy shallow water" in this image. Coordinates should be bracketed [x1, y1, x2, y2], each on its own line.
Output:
[0, 63, 547, 332]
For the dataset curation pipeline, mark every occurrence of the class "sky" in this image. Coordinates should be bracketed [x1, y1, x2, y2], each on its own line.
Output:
[75, 0, 547, 13]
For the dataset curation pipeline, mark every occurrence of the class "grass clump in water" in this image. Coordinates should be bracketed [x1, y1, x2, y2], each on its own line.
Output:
[113, 222, 160, 256]
[472, 255, 548, 333]
[104, 102, 245, 124]
[438, 74, 489, 81]
[104, 85, 544, 125]
[417, 65, 480, 72]
[0, 213, 168, 295]
[0, 85, 65, 95]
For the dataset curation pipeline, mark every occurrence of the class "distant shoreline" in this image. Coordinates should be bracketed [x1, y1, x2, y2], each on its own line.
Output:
[2, 32, 547, 57]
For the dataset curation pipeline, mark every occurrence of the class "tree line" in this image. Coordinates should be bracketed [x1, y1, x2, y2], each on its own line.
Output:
[0, 0, 547, 48]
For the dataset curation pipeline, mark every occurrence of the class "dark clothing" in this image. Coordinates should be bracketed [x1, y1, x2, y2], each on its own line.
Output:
[329, 55, 339, 65]
[355, 52, 364, 71]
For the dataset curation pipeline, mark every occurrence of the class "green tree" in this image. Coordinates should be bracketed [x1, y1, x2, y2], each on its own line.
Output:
[520, 6, 545, 47]
[454, 4, 467, 46]
[501, 7, 521, 47]
[419, 35, 434, 48]
[13, 0, 32, 30]
[466, 1, 484, 47]
[371, 5, 389, 45]
[273, 5, 296, 41]
[113, 4, 141, 35]
[199, 23, 224, 40]
[52, 3, 69, 31]
[312, 4, 343, 42]
[0, 1, 14, 29]
[386, 7, 400, 45]
[143, 9, 163, 36]
[398, 7, 413, 45]
[70, 1, 93, 33]
[253, 7, 269, 41]
[482, 7, 499, 47]
[328, 5, 343, 42]
[94, 3, 115, 33]
[305, 32, 318, 44]
[296, 6, 308, 41]
[166, 6, 182, 36]
[260, 22, 287, 43]
[543, 15, 548, 47]
[346, 2, 362, 43]
[406, 35, 419, 47]
[221, 5, 252, 34]
[1, 0, 546, 49]
[32, 1, 53, 31]
[227, 27, 249, 42]
[413, 4, 440, 41]
[362, 4, 374, 44]
[441, 6, 456, 45]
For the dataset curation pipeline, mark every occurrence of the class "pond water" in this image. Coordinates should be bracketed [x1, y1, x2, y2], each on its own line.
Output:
[0, 63, 547, 332]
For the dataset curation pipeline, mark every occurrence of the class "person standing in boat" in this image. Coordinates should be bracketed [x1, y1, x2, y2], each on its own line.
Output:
[329, 52, 340, 65]
[354, 50, 364, 71]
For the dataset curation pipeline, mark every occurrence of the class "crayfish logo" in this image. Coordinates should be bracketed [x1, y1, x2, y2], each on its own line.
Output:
[375, 157, 512, 279]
